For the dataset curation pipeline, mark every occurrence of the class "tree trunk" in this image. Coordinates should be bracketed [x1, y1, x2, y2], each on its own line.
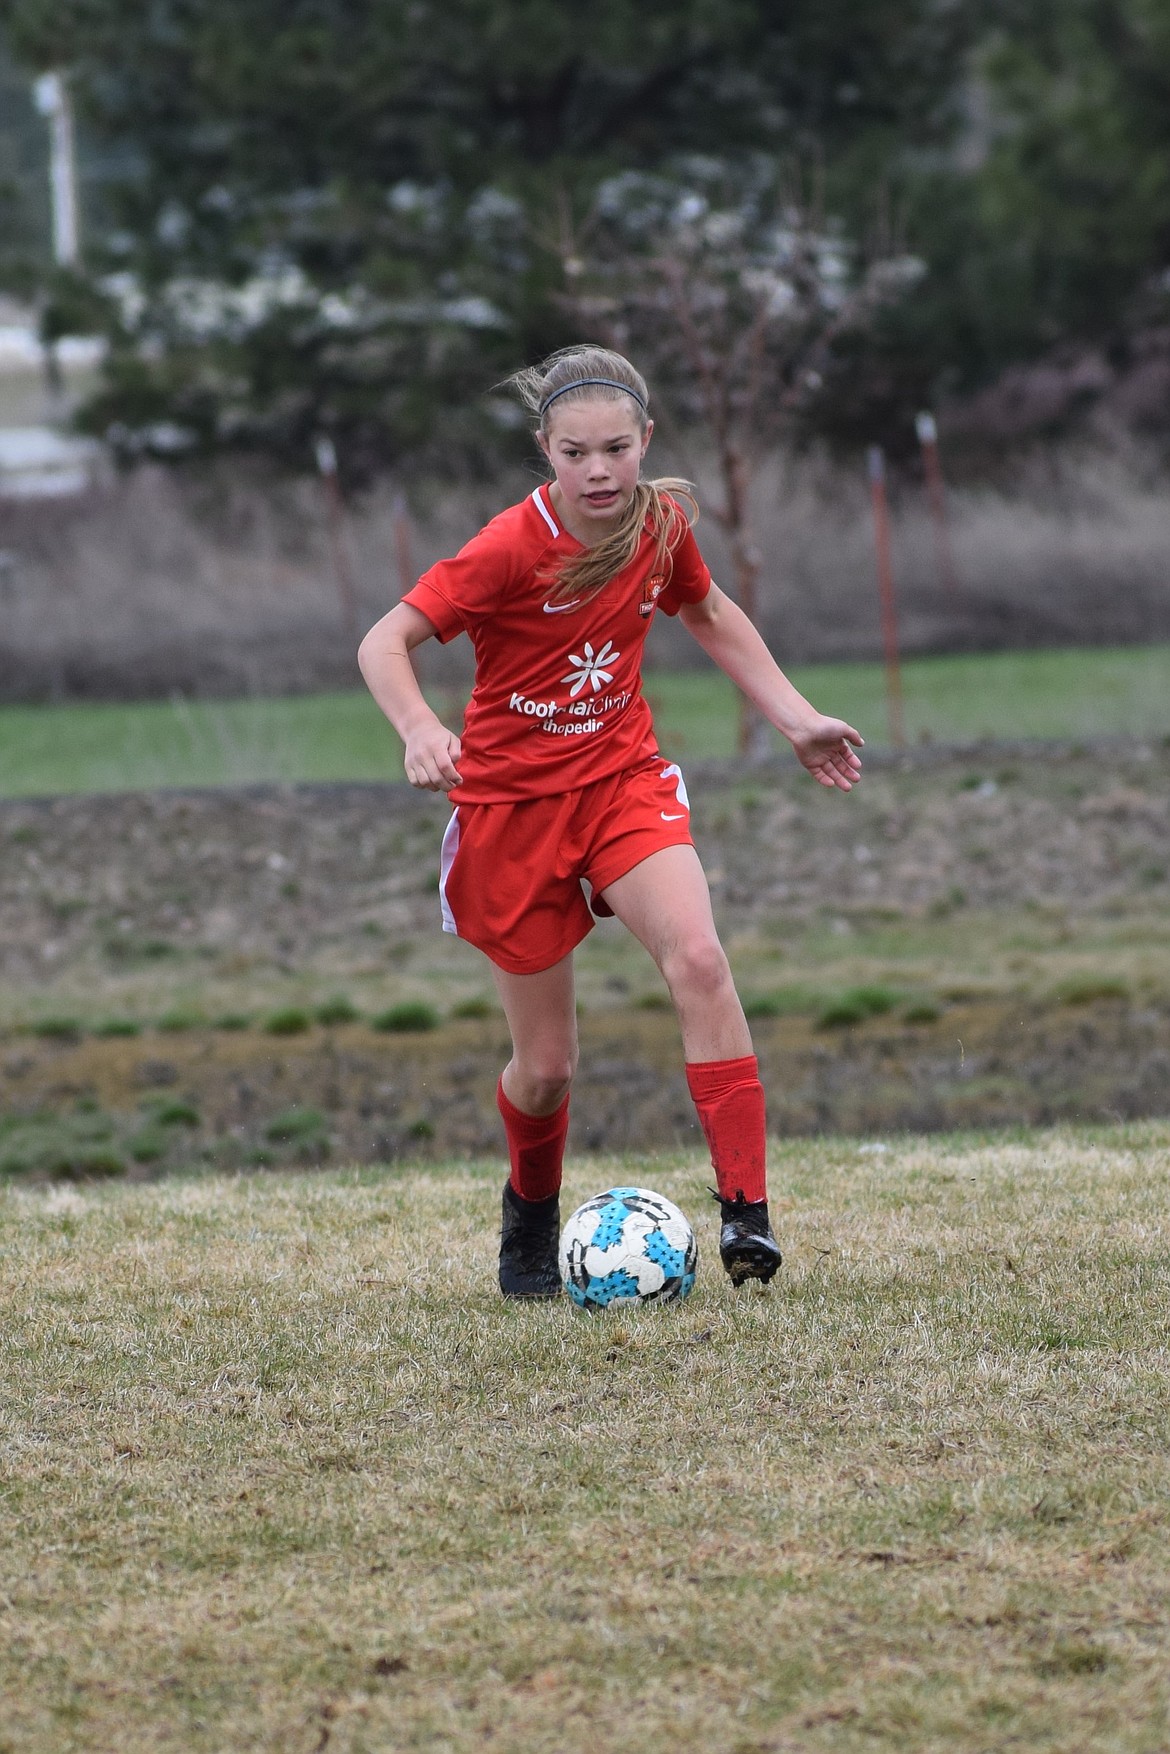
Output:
[718, 442, 768, 759]
[730, 533, 770, 761]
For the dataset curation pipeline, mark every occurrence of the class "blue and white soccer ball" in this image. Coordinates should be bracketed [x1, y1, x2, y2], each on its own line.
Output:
[559, 1186, 698, 1310]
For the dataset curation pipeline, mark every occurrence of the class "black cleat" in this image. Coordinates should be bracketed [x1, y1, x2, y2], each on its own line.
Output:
[715, 1190, 783, 1286]
[498, 1182, 562, 1300]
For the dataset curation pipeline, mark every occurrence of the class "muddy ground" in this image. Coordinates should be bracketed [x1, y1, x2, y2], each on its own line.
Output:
[2, 740, 1168, 1177]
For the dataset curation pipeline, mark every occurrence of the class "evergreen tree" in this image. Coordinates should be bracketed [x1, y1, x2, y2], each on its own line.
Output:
[4, 0, 986, 476]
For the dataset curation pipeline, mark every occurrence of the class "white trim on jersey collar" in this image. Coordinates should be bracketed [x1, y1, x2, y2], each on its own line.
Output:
[531, 484, 560, 538]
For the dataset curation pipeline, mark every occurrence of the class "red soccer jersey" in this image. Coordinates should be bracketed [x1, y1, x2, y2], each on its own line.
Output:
[402, 484, 712, 802]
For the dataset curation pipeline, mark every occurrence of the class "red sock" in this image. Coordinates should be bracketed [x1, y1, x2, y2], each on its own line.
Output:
[497, 1078, 569, 1203]
[685, 1055, 767, 1204]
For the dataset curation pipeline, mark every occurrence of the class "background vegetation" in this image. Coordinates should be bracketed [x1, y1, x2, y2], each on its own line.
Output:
[3, 2, 1170, 478]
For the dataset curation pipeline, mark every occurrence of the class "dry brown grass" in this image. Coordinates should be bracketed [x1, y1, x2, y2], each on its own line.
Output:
[4, 438, 1170, 701]
[2, 1124, 1168, 1751]
[679, 440, 1170, 666]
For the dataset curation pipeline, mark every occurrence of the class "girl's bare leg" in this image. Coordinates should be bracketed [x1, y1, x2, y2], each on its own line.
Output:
[599, 845, 751, 1061]
[491, 951, 579, 1115]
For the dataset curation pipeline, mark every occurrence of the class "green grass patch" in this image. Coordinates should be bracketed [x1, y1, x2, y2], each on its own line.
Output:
[2, 645, 1169, 796]
[372, 1000, 440, 1033]
[449, 995, 496, 1020]
[263, 1107, 331, 1162]
[149, 1100, 201, 1129]
[817, 983, 905, 1028]
[264, 1005, 313, 1036]
[0, 1109, 128, 1179]
[1052, 974, 1132, 1006]
[263, 1106, 329, 1144]
[125, 1127, 169, 1165]
[742, 984, 823, 1019]
[314, 995, 361, 1026]
[0, 1125, 1168, 1751]
[156, 1007, 205, 1033]
[103, 933, 177, 963]
[27, 1015, 83, 1042]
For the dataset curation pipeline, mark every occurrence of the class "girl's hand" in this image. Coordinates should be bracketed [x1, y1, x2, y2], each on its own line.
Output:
[789, 717, 864, 792]
[403, 721, 463, 792]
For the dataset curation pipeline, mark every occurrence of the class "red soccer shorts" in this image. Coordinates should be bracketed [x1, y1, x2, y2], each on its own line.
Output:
[438, 757, 694, 974]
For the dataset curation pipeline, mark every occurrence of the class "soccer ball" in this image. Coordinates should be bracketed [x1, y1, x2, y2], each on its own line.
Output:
[559, 1186, 698, 1310]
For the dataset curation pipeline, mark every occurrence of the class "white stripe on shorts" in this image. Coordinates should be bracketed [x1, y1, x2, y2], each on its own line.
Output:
[438, 810, 461, 936]
[660, 760, 690, 812]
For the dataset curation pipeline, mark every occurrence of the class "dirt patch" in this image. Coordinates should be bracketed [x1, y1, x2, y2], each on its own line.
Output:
[5, 996, 1168, 1180]
[2, 740, 1169, 1171]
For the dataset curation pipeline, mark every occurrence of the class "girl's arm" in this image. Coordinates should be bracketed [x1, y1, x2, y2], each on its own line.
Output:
[357, 604, 463, 791]
[678, 584, 863, 791]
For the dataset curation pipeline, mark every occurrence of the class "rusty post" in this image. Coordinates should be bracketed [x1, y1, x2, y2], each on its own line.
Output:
[391, 491, 414, 602]
[867, 445, 905, 747]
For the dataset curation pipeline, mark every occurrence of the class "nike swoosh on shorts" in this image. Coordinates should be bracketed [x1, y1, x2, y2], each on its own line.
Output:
[661, 811, 686, 821]
[542, 600, 581, 614]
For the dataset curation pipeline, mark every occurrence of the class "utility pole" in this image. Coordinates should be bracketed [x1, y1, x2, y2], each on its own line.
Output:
[33, 73, 80, 267]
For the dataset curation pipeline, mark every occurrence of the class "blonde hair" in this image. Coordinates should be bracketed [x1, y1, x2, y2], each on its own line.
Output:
[506, 345, 697, 607]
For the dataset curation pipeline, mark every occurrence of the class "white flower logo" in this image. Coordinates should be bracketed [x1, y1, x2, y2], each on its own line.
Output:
[562, 638, 620, 697]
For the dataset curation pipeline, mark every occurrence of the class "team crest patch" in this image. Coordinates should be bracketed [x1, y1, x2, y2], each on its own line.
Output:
[639, 573, 667, 617]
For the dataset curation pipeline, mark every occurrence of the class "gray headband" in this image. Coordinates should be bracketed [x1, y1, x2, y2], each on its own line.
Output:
[539, 377, 648, 416]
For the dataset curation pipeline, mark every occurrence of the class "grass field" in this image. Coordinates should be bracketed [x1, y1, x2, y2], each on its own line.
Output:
[3, 1125, 1169, 1753]
[2, 643, 1168, 797]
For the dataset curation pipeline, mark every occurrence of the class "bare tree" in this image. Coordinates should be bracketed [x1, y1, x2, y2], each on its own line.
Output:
[555, 161, 922, 754]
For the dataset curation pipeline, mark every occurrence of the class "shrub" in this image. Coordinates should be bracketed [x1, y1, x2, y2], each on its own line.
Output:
[372, 1002, 439, 1033]
[152, 1101, 201, 1128]
[1053, 975, 1130, 1006]
[742, 986, 820, 1020]
[816, 985, 902, 1029]
[213, 1013, 252, 1031]
[264, 1108, 329, 1151]
[450, 996, 495, 1020]
[315, 996, 361, 1026]
[127, 1129, 169, 1164]
[92, 1018, 142, 1038]
[632, 991, 672, 1012]
[265, 1007, 312, 1036]
[63, 1148, 126, 1179]
[157, 1009, 204, 1033]
[31, 1017, 82, 1042]
[103, 935, 175, 963]
[902, 1001, 943, 1024]
[817, 996, 869, 1028]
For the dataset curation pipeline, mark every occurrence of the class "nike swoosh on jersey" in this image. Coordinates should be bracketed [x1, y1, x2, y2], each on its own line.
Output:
[542, 599, 581, 614]
[661, 811, 686, 821]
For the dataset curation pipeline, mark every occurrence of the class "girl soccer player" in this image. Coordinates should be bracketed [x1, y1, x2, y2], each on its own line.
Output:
[358, 345, 862, 1298]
